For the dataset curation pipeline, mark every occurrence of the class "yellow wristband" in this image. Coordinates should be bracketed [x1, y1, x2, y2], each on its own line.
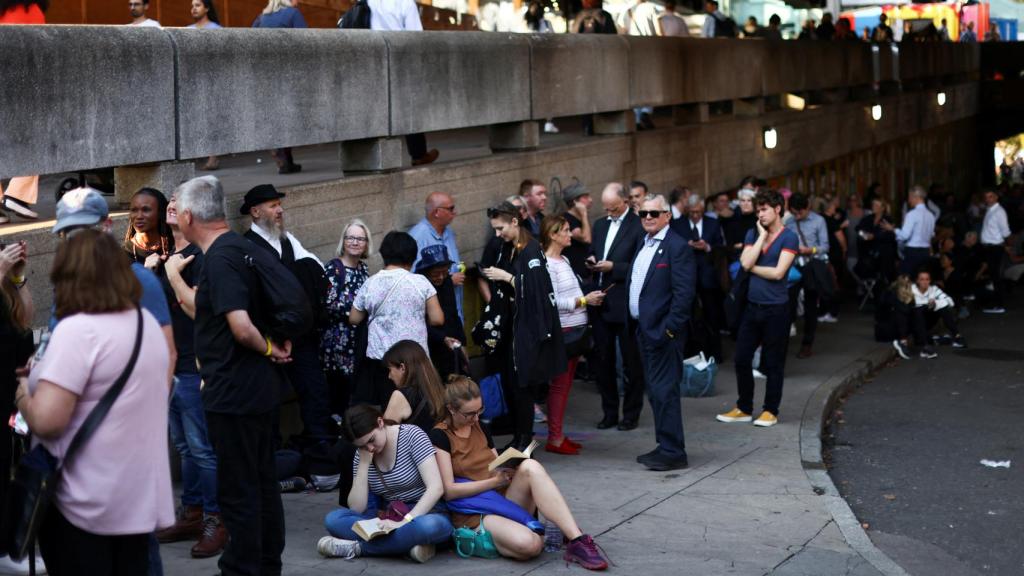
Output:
[10, 274, 24, 285]
[812, 247, 817, 255]
[264, 336, 273, 357]
[578, 296, 587, 308]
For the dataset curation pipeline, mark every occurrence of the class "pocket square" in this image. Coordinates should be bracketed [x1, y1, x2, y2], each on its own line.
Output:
[656, 263, 669, 269]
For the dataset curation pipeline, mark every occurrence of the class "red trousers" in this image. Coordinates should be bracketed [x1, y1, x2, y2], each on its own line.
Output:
[546, 356, 579, 443]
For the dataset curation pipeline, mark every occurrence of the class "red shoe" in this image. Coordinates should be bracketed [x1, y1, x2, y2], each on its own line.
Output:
[564, 534, 609, 570]
[545, 440, 580, 455]
[563, 437, 583, 450]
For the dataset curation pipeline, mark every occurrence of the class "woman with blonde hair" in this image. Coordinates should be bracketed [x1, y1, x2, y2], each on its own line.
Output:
[321, 219, 372, 416]
[429, 376, 608, 570]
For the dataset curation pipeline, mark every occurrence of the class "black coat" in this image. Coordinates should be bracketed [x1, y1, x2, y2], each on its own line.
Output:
[496, 238, 566, 388]
[589, 211, 644, 324]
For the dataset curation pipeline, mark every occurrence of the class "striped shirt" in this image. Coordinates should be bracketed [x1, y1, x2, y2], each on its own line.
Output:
[352, 425, 435, 503]
[546, 256, 587, 329]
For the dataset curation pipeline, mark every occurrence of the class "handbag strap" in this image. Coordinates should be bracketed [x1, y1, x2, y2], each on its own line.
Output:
[61, 308, 144, 470]
[369, 271, 405, 324]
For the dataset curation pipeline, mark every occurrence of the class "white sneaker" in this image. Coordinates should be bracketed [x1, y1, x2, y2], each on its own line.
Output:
[752, 369, 767, 380]
[817, 313, 838, 323]
[1, 197, 37, 220]
[982, 307, 1006, 314]
[789, 324, 797, 337]
[409, 544, 436, 564]
[543, 121, 559, 134]
[0, 554, 46, 575]
[317, 536, 361, 559]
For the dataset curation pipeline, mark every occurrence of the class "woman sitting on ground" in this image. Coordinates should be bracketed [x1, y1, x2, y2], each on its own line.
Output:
[429, 376, 609, 571]
[381, 339, 447, 433]
[318, 405, 452, 563]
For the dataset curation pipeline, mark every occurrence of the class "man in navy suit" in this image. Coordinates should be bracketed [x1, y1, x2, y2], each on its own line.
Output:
[671, 194, 726, 347]
[588, 183, 647, 430]
[628, 194, 696, 471]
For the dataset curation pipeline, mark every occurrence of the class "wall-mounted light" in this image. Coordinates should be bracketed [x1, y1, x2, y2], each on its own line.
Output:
[871, 104, 883, 121]
[763, 127, 778, 150]
[937, 92, 947, 106]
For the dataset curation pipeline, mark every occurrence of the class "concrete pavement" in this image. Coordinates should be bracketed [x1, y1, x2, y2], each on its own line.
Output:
[161, 310, 899, 576]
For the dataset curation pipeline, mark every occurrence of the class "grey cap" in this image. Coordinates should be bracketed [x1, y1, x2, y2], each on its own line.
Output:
[737, 188, 757, 200]
[53, 187, 110, 235]
[562, 182, 588, 204]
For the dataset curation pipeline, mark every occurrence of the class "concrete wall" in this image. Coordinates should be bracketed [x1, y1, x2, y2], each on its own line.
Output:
[0, 28, 982, 179]
[11, 81, 979, 328]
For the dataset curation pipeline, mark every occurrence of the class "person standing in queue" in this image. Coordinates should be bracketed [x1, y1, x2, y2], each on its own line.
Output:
[175, 176, 289, 576]
[481, 201, 566, 452]
[628, 194, 695, 472]
[717, 189, 798, 428]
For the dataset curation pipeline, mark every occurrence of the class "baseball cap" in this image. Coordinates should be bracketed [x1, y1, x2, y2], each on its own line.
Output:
[53, 187, 110, 235]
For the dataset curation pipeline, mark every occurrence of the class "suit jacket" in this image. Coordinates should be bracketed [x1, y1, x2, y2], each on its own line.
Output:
[627, 227, 696, 345]
[671, 216, 724, 290]
[589, 210, 645, 324]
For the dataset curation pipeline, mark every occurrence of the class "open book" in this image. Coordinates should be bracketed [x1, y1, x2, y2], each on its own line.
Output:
[351, 517, 409, 541]
[488, 440, 541, 472]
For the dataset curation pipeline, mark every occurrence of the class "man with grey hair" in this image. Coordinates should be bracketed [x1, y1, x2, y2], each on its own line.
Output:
[589, 182, 646, 431]
[628, 194, 695, 470]
[409, 191, 465, 319]
[177, 175, 289, 576]
[882, 185, 935, 276]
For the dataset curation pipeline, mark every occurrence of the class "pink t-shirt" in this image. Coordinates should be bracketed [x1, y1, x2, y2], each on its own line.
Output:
[29, 309, 175, 535]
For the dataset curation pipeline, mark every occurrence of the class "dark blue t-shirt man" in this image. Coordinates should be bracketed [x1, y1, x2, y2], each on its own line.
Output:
[744, 227, 799, 304]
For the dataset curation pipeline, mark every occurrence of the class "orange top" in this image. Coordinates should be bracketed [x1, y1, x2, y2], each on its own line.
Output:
[0, 4, 46, 24]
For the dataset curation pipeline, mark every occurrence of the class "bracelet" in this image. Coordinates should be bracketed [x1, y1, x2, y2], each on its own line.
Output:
[10, 274, 24, 286]
[263, 336, 273, 357]
[811, 247, 817, 255]
[403, 513, 415, 522]
[578, 296, 587, 309]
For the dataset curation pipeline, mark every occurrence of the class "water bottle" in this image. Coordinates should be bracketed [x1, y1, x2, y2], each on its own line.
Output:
[543, 521, 563, 552]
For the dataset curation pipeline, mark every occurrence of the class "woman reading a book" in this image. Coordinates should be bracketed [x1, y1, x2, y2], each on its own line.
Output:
[430, 377, 609, 571]
[317, 405, 452, 563]
[381, 339, 447, 433]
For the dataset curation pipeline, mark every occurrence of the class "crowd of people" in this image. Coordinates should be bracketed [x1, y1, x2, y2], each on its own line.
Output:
[0, 163, 1021, 575]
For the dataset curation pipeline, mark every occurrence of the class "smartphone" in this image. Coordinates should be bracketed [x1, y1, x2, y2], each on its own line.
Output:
[602, 283, 616, 293]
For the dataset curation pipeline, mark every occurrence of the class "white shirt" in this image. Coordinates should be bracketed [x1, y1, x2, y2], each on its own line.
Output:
[131, 18, 161, 27]
[602, 213, 626, 260]
[369, 0, 422, 31]
[629, 225, 668, 319]
[981, 202, 1011, 246]
[658, 12, 689, 37]
[895, 203, 935, 249]
[911, 284, 954, 310]
[249, 224, 324, 268]
[626, 1, 659, 36]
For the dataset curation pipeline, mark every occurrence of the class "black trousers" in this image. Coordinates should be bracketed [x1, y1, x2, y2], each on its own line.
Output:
[982, 243, 1005, 307]
[595, 317, 645, 424]
[900, 247, 931, 277]
[206, 411, 285, 576]
[324, 369, 354, 419]
[39, 506, 148, 576]
[637, 331, 687, 460]
[283, 339, 331, 442]
[734, 302, 790, 416]
[406, 134, 427, 160]
[894, 303, 959, 346]
[789, 283, 819, 348]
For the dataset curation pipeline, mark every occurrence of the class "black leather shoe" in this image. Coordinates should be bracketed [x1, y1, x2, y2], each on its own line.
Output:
[636, 448, 661, 464]
[617, 420, 638, 431]
[643, 455, 689, 471]
[596, 417, 618, 430]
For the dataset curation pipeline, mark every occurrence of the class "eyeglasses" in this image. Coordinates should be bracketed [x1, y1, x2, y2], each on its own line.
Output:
[437, 205, 456, 213]
[638, 210, 666, 219]
[457, 407, 485, 419]
[344, 236, 368, 244]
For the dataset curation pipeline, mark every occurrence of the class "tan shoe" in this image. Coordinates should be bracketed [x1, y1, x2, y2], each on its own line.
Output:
[753, 411, 778, 427]
[155, 505, 203, 543]
[190, 513, 228, 558]
[716, 407, 752, 423]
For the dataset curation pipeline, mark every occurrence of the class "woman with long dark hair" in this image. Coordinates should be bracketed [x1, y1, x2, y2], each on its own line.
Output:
[481, 201, 565, 452]
[381, 340, 446, 433]
[188, 0, 221, 28]
[124, 187, 173, 267]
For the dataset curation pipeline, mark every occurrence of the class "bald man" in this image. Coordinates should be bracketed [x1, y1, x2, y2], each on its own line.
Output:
[409, 191, 465, 320]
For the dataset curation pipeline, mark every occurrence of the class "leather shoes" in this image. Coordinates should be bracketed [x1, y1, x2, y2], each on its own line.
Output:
[617, 420, 638, 431]
[643, 454, 689, 471]
[596, 417, 618, 430]
[636, 448, 661, 463]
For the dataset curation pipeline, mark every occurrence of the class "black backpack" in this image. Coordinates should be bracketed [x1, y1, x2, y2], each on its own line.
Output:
[713, 15, 737, 37]
[244, 249, 314, 341]
[337, 0, 371, 29]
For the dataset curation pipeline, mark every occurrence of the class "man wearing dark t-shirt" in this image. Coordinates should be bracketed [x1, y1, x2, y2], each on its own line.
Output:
[562, 182, 593, 282]
[717, 190, 798, 428]
[175, 176, 289, 576]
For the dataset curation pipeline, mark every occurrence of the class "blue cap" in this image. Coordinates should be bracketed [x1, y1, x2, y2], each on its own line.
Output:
[415, 244, 453, 273]
[53, 187, 110, 235]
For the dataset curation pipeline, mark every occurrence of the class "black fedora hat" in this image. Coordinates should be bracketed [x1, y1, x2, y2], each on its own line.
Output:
[240, 184, 286, 215]
[415, 244, 453, 273]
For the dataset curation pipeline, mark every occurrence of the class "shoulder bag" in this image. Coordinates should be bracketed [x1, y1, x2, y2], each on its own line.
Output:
[794, 219, 837, 300]
[5, 308, 144, 564]
[453, 515, 501, 559]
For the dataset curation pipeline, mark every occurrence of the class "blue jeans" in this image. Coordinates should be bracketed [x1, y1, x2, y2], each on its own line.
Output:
[324, 508, 452, 556]
[169, 373, 219, 513]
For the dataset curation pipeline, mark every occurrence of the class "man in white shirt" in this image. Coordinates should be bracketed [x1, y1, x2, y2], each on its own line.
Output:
[368, 0, 439, 166]
[980, 190, 1011, 313]
[129, 0, 161, 26]
[882, 186, 935, 276]
[657, 0, 689, 36]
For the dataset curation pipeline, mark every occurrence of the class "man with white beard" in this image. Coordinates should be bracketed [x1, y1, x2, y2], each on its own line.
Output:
[242, 185, 335, 456]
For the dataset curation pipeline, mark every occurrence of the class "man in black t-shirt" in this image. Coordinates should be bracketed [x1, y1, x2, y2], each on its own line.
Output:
[174, 176, 288, 576]
[561, 182, 593, 282]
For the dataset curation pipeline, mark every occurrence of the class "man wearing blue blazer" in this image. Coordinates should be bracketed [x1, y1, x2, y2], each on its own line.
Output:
[670, 194, 726, 341]
[627, 194, 696, 471]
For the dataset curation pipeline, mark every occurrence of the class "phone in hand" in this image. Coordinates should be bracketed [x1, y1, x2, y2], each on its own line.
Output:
[601, 283, 616, 294]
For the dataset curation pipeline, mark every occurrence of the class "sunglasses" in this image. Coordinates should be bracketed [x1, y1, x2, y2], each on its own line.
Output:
[638, 210, 666, 219]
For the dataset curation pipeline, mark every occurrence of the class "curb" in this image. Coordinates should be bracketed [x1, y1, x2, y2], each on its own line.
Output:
[798, 345, 910, 576]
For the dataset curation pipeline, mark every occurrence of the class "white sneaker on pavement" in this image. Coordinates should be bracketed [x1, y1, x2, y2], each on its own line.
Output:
[317, 536, 361, 559]
[544, 121, 559, 134]
[0, 554, 46, 575]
